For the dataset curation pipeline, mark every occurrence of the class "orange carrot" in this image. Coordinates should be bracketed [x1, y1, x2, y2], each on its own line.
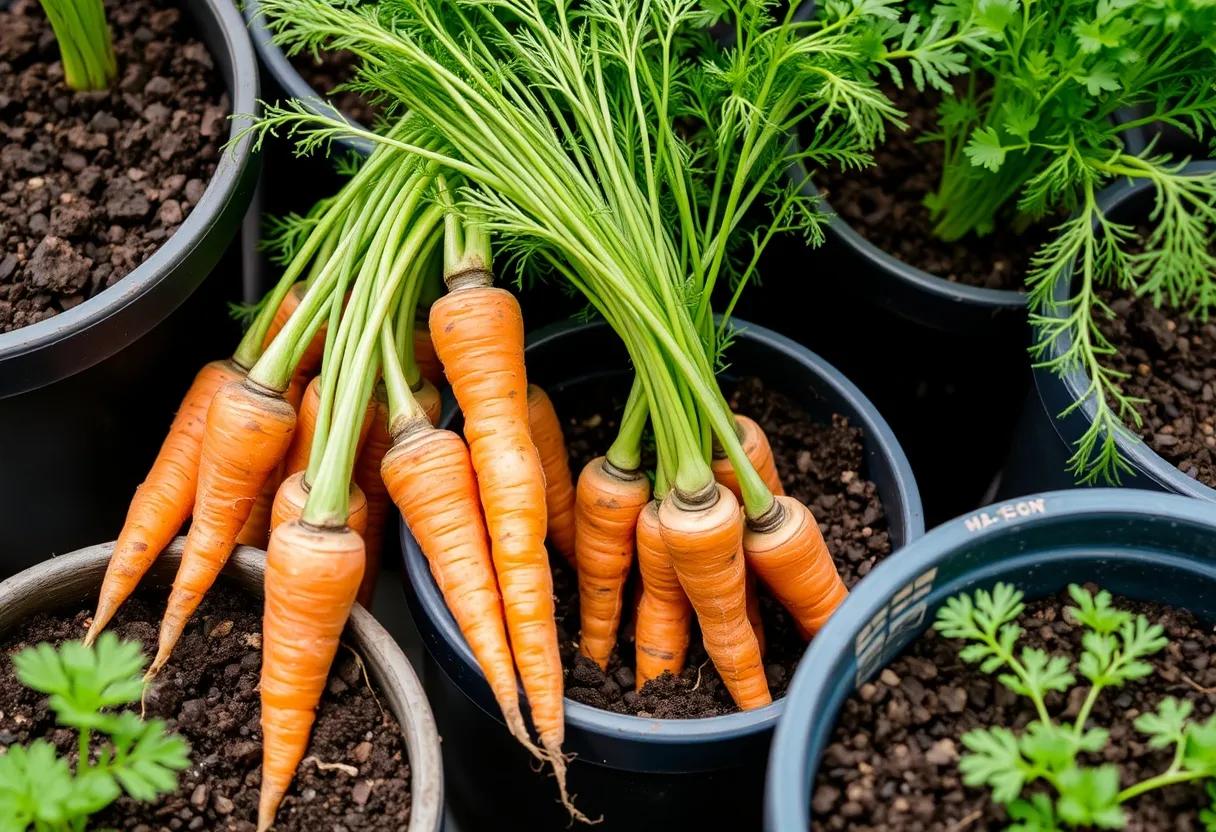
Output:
[528, 384, 577, 566]
[282, 376, 377, 478]
[258, 519, 365, 832]
[712, 415, 783, 503]
[413, 322, 444, 388]
[352, 387, 392, 607]
[574, 457, 650, 669]
[237, 374, 310, 550]
[634, 501, 690, 688]
[85, 359, 245, 644]
[746, 571, 766, 657]
[658, 484, 771, 709]
[743, 496, 847, 638]
[381, 421, 537, 753]
[414, 377, 442, 427]
[262, 282, 326, 378]
[270, 470, 369, 538]
[429, 285, 571, 791]
[151, 380, 296, 673]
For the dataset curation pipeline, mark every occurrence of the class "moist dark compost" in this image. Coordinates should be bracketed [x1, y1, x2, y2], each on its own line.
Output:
[0, 0, 228, 333]
[1096, 288, 1216, 488]
[0, 583, 410, 831]
[815, 85, 1045, 292]
[554, 375, 893, 719]
[813, 591, 1216, 831]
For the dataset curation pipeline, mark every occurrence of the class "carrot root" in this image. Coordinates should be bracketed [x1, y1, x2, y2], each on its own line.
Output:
[712, 414, 783, 503]
[634, 501, 691, 688]
[528, 384, 577, 566]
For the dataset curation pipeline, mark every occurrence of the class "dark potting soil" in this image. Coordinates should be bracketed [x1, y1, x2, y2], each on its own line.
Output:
[813, 590, 1216, 831]
[555, 375, 893, 718]
[0, 0, 228, 333]
[1096, 288, 1216, 488]
[815, 84, 1046, 292]
[287, 48, 381, 129]
[0, 583, 410, 831]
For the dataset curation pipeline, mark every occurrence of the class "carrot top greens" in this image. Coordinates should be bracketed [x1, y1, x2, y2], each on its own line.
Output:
[37, 0, 116, 91]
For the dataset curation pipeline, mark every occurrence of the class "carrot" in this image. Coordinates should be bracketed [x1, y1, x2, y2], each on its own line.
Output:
[413, 323, 444, 388]
[745, 570, 766, 657]
[258, 519, 365, 832]
[352, 386, 392, 607]
[712, 414, 783, 503]
[237, 373, 311, 550]
[634, 501, 690, 688]
[658, 484, 771, 710]
[414, 377, 442, 427]
[282, 376, 377, 478]
[528, 384, 577, 566]
[150, 380, 297, 674]
[743, 495, 847, 638]
[429, 283, 573, 797]
[263, 281, 327, 378]
[270, 470, 369, 538]
[574, 457, 650, 669]
[381, 421, 537, 753]
[85, 359, 246, 644]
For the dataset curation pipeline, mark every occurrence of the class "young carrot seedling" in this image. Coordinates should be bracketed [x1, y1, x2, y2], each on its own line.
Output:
[0, 633, 190, 831]
[935, 583, 1216, 830]
[37, 0, 117, 91]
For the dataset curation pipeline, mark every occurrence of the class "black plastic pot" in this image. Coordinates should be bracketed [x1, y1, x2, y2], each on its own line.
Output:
[997, 161, 1216, 503]
[0, 0, 260, 576]
[399, 318, 924, 831]
[765, 488, 1216, 830]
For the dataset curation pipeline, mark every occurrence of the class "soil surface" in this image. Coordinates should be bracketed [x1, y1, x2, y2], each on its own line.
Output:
[287, 48, 380, 129]
[815, 85, 1045, 291]
[555, 375, 893, 718]
[0, 582, 410, 831]
[0, 0, 227, 333]
[1096, 288, 1216, 488]
[813, 589, 1216, 831]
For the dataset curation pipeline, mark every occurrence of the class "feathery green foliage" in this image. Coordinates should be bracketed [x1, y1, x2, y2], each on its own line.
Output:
[38, 0, 116, 91]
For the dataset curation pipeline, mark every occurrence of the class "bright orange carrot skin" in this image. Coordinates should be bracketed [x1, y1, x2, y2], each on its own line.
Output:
[414, 378, 442, 427]
[353, 389, 392, 607]
[745, 571, 766, 657]
[86, 359, 245, 644]
[152, 381, 296, 673]
[659, 484, 771, 710]
[528, 385, 577, 566]
[634, 501, 691, 688]
[429, 286, 562, 752]
[743, 496, 847, 637]
[574, 457, 650, 669]
[258, 520, 365, 832]
[382, 426, 535, 750]
[237, 374, 310, 550]
[712, 415, 784, 503]
[414, 323, 444, 388]
[281, 376, 378, 478]
[270, 471, 369, 538]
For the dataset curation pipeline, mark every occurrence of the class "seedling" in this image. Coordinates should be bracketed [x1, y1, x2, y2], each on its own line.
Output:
[37, 0, 117, 91]
[934, 582, 1216, 830]
[0, 633, 190, 832]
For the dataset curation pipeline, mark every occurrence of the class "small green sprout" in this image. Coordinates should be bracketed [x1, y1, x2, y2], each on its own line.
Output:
[935, 583, 1216, 830]
[37, 0, 117, 91]
[0, 633, 190, 832]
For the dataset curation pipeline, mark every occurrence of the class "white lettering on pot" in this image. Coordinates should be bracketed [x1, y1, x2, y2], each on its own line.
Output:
[853, 567, 938, 687]
[963, 498, 1048, 533]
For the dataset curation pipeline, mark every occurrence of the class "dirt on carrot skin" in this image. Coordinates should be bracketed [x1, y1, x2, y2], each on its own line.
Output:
[814, 84, 1048, 292]
[554, 375, 893, 719]
[1095, 287, 1216, 488]
[813, 590, 1216, 832]
[0, 583, 410, 832]
[0, 0, 228, 333]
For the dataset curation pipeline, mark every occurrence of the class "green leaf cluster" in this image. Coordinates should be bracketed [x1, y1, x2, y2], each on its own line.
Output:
[37, 0, 116, 91]
[935, 583, 1216, 831]
[0, 633, 190, 832]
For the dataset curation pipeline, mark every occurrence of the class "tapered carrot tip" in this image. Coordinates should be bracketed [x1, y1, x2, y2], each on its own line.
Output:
[542, 738, 598, 825]
[743, 496, 847, 638]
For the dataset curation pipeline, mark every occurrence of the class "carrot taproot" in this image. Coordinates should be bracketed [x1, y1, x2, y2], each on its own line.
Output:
[150, 380, 296, 674]
[574, 457, 650, 669]
[743, 495, 847, 638]
[712, 414, 783, 503]
[352, 386, 392, 607]
[85, 359, 246, 645]
[528, 384, 577, 566]
[270, 470, 369, 538]
[413, 322, 443, 388]
[658, 484, 771, 710]
[381, 421, 537, 753]
[428, 284, 573, 798]
[634, 501, 690, 688]
[258, 519, 365, 832]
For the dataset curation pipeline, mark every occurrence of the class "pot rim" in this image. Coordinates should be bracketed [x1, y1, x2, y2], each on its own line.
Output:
[406, 316, 924, 741]
[241, 0, 375, 158]
[0, 538, 444, 832]
[764, 487, 1216, 831]
[1037, 159, 1216, 502]
[0, 0, 260, 395]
